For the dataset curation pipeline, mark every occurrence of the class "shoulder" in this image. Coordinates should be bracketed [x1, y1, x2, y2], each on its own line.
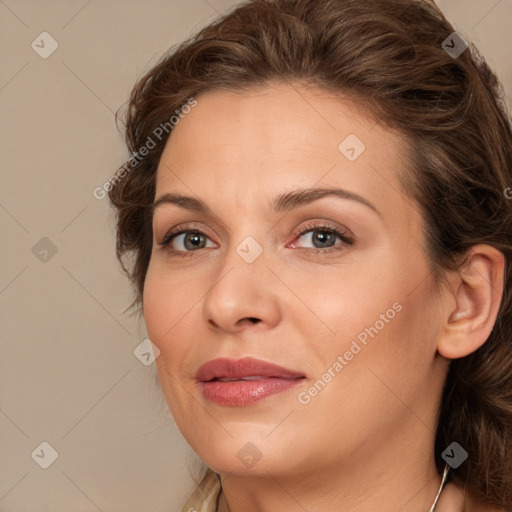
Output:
[180, 468, 221, 512]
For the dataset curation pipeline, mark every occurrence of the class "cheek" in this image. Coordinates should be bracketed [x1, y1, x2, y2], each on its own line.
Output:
[143, 265, 197, 418]
[281, 262, 400, 343]
[142, 263, 191, 357]
[289, 254, 435, 375]
[142, 268, 168, 344]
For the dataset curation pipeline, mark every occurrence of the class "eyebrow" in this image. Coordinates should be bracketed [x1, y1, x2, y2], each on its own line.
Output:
[152, 187, 380, 217]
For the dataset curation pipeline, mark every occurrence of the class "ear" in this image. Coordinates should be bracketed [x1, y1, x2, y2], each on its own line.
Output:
[437, 244, 505, 359]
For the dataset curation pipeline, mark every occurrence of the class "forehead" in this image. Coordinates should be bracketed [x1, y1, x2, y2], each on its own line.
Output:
[155, 83, 416, 226]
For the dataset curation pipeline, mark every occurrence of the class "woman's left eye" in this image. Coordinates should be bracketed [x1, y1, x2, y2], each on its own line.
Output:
[290, 225, 354, 252]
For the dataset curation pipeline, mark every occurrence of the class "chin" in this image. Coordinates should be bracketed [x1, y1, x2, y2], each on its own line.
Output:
[193, 433, 296, 477]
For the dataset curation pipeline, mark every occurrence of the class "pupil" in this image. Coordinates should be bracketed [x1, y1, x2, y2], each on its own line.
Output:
[314, 231, 334, 248]
[185, 233, 204, 250]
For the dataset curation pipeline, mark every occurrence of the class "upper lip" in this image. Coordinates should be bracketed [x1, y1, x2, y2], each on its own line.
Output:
[195, 357, 305, 382]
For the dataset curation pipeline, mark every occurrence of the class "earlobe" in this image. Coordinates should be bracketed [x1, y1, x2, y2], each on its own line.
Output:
[437, 245, 505, 360]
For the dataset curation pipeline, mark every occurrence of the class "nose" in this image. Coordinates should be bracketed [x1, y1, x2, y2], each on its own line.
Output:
[202, 247, 282, 333]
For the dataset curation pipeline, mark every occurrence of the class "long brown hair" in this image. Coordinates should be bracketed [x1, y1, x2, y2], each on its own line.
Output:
[108, 0, 512, 507]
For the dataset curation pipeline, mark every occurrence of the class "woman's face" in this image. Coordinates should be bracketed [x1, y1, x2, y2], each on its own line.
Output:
[143, 83, 449, 479]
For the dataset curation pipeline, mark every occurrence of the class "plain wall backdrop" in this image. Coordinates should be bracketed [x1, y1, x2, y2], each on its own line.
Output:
[1, 1, 511, 511]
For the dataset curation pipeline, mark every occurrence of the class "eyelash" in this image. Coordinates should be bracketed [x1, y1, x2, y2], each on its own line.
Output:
[157, 221, 354, 257]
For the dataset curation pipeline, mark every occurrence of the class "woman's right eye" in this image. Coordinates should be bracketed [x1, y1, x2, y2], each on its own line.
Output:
[159, 230, 216, 253]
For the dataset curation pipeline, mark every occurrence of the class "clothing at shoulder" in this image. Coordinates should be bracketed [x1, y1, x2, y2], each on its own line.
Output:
[180, 468, 221, 512]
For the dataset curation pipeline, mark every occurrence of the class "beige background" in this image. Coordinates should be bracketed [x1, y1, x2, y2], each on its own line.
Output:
[1, 1, 511, 511]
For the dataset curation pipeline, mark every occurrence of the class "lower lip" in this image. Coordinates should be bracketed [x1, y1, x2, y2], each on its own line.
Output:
[200, 377, 304, 406]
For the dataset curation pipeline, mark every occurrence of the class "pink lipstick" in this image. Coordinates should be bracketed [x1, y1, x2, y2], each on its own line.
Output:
[196, 357, 305, 406]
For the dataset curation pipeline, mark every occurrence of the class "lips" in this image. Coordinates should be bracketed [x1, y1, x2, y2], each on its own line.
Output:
[195, 357, 306, 406]
[195, 357, 304, 382]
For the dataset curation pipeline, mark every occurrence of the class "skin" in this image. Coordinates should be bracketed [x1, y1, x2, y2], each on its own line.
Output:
[142, 82, 505, 512]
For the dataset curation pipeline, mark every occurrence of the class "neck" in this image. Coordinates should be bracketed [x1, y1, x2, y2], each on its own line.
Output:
[216, 425, 445, 512]
[218, 467, 445, 512]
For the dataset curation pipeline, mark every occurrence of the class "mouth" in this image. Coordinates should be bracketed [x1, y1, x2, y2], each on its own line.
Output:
[213, 375, 282, 382]
[196, 357, 306, 406]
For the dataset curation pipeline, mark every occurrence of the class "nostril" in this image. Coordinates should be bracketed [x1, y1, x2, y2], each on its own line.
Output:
[247, 317, 260, 324]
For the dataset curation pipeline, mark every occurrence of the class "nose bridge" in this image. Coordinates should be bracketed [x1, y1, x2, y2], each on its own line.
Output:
[234, 232, 265, 266]
[214, 230, 268, 301]
[220, 210, 268, 271]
